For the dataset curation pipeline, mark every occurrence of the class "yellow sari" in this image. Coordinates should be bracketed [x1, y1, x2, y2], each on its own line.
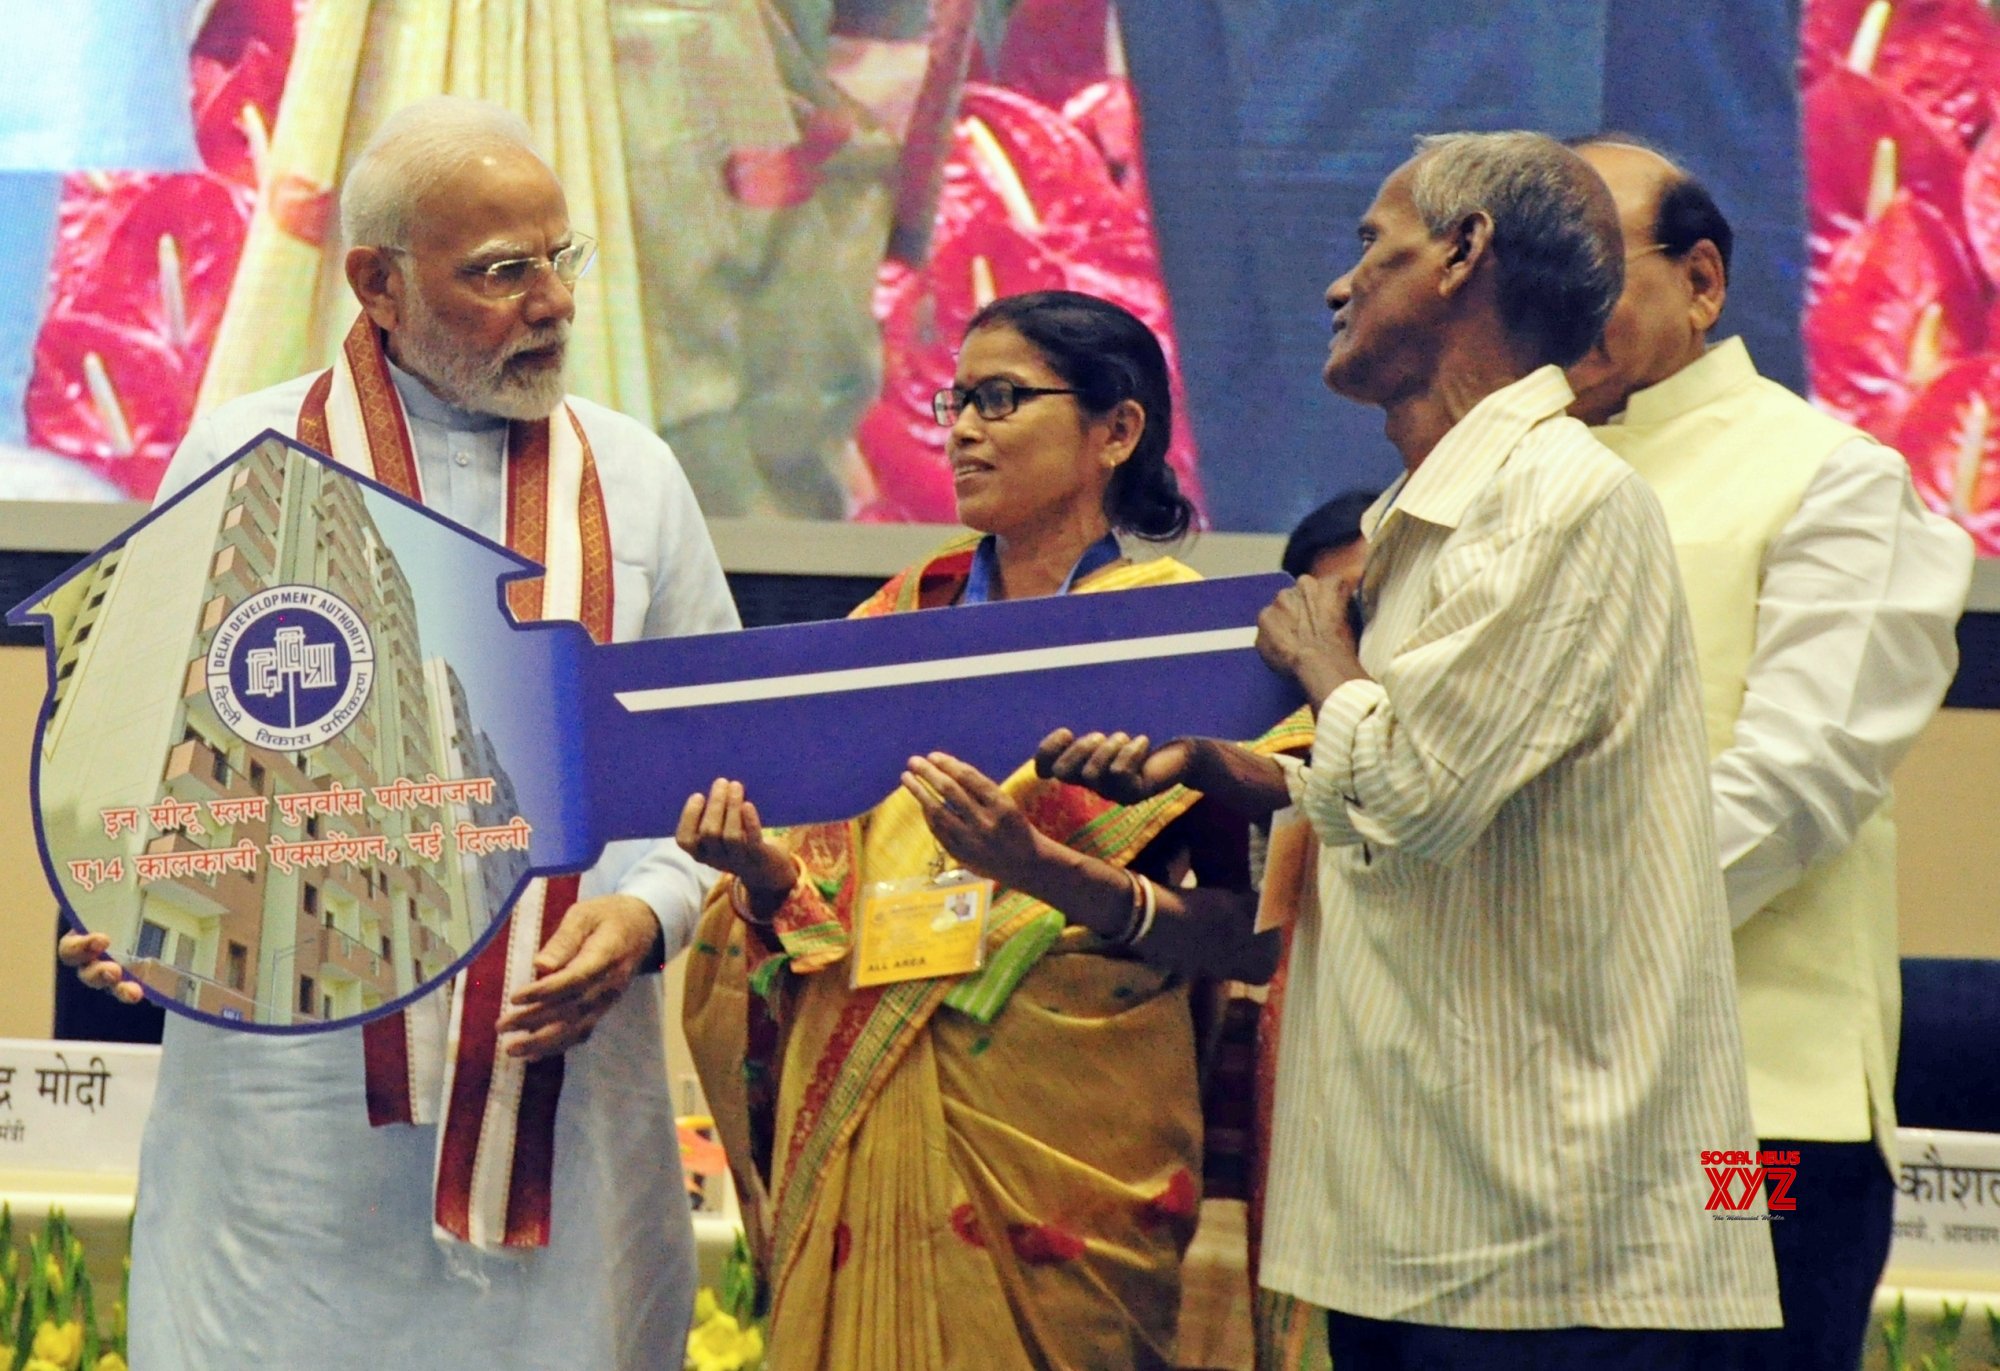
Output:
[684, 539, 1310, 1370]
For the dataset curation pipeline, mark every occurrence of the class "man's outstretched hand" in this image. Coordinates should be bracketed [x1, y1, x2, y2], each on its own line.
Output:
[1034, 728, 1193, 804]
[57, 931, 145, 1005]
[499, 894, 661, 1061]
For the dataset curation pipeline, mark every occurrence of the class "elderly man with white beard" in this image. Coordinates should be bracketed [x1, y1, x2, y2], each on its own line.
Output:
[58, 96, 738, 1370]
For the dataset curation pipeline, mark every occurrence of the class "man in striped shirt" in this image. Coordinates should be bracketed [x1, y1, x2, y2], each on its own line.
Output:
[1044, 130, 1781, 1368]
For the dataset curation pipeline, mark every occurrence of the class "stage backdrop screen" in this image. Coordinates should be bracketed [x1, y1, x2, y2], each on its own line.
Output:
[0, 0, 1992, 555]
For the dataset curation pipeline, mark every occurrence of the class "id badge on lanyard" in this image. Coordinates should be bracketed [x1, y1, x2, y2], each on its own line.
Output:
[851, 859, 994, 989]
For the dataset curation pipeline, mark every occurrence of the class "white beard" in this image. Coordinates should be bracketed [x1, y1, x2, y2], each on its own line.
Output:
[394, 283, 570, 422]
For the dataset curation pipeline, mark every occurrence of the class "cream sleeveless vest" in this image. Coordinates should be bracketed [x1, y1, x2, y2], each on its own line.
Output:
[1594, 338, 1898, 1160]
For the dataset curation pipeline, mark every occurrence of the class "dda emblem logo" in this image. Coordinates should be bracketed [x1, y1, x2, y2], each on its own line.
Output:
[206, 586, 375, 751]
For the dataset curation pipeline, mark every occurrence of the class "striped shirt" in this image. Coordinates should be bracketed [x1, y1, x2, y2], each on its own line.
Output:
[1260, 366, 1781, 1329]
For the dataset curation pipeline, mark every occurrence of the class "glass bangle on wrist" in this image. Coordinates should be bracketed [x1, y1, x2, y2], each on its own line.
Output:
[1113, 868, 1159, 948]
[728, 855, 805, 925]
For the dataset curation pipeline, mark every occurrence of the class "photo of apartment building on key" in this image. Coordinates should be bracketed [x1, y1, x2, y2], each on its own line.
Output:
[36, 437, 520, 1026]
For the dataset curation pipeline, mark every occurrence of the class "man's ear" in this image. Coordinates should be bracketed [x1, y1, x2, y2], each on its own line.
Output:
[1439, 210, 1494, 299]
[1684, 238, 1727, 334]
[346, 246, 404, 332]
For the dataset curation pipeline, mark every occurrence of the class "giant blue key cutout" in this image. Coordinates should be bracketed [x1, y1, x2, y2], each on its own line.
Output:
[10, 433, 1301, 1031]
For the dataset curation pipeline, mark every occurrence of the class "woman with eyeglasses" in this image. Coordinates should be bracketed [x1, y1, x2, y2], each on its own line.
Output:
[679, 289, 1305, 1370]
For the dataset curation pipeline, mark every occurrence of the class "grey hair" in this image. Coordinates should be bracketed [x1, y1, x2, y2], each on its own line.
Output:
[1407, 130, 1623, 368]
[339, 96, 545, 249]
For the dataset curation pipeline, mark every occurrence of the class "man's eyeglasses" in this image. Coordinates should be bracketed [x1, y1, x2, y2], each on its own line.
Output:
[383, 234, 597, 300]
[931, 377, 1079, 426]
[1624, 242, 1670, 263]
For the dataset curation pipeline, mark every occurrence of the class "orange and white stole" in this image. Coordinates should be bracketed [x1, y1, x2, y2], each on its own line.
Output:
[298, 315, 615, 1251]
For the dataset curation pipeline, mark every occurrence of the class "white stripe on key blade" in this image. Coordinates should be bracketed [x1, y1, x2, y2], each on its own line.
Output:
[614, 626, 1259, 713]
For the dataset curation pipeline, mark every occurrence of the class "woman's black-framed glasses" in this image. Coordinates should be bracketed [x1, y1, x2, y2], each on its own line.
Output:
[932, 378, 1079, 426]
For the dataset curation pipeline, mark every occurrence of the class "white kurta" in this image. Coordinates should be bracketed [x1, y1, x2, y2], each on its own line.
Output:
[129, 365, 740, 1370]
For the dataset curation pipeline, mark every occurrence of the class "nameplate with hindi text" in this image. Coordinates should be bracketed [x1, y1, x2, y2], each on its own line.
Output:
[0, 1039, 158, 1175]
[1888, 1127, 2000, 1278]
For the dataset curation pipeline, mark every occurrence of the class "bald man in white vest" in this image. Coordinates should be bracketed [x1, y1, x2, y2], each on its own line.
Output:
[1568, 136, 1974, 1371]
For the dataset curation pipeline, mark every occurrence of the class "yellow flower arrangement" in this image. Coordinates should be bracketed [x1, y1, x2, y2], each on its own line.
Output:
[684, 1290, 764, 1371]
[684, 1231, 767, 1371]
[29, 1319, 83, 1370]
[1, 1206, 129, 1371]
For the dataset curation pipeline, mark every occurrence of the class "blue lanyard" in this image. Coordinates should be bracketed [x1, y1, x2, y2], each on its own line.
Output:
[960, 531, 1122, 606]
